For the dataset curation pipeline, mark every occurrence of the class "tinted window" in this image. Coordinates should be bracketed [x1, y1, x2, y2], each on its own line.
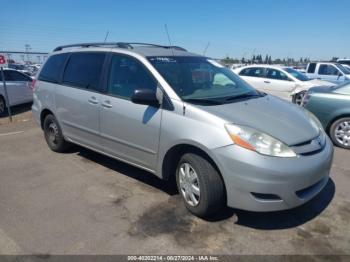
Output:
[307, 63, 316, 73]
[0, 71, 16, 81]
[63, 52, 106, 91]
[266, 69, 290, 81]
[318, 65, 339, 75]
[239, 67, 265, 77]
[38, 53, 68, 83]
[283, 67, 309, 81]
[107, 55, 157, 99]
[6, 71, 32, 81]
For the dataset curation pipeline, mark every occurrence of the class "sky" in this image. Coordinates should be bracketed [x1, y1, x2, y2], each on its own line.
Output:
[0, 0, 349, 60]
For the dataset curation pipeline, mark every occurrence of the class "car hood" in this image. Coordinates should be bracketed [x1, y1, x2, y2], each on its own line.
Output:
[195, 95, 319, 146]
[302, 79, 334, 87]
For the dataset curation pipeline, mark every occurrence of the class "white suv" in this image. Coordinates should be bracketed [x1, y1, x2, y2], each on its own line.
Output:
[233, 65, 333, 105]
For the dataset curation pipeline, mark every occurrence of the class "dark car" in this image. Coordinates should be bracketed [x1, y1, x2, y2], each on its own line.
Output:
[303, 82, 350, 149]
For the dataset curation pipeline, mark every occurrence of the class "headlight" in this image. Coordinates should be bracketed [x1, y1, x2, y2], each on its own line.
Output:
[303, 109, 324, 132]
[225, 124, 297, 157]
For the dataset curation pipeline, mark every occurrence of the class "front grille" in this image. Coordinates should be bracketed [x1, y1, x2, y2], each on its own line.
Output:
[251, 192, 281, 201]
[291, 133, 326, 156]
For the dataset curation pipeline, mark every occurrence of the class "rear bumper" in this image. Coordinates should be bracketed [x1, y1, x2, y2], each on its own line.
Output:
[213, 136, 334, 212]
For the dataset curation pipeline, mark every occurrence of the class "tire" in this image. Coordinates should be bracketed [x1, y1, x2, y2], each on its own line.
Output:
[175, 153, 225, 218]
[43, 114, 71, 152]
[292, 91, 306, 105]
[0, 96, 7, 116]
[329, 117, 350, 149]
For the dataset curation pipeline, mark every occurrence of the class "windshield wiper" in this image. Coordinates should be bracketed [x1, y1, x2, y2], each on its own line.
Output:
[183, 98, 223, 105]
[224, 93, 263, 102]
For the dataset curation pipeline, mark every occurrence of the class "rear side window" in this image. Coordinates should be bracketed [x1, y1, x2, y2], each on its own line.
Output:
[6, 71, 32, 81]
[38, 53, 68, 83]
[307, 63, 316, 73]
[63, 52, 106, 91]
[239, 67, 265, 78]
[318, 64, 339, 76]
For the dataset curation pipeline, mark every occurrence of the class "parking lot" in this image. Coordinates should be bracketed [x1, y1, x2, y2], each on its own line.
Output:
[0, 109, 348, 255]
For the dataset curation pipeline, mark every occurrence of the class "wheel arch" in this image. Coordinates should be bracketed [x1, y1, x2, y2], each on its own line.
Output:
[326, 114, 350, 133]
[161, 143, 227, 200]
[40, 108, 55, 129]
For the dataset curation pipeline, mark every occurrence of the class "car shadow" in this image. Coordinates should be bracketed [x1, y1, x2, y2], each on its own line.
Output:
[0, 102, 32, 118]
[75, 146, 335, 229]
[76, 147, 178, 196]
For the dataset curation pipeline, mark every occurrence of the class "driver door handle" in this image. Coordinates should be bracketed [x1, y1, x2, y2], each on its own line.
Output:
[264, 80, 271, 84]
[88, 96, 99, 105]
[102, 101, 112, 108]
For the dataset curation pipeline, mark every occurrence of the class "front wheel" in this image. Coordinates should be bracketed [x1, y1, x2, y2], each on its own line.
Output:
[329, 117, 350, 149]
[176, 153, 225, 218]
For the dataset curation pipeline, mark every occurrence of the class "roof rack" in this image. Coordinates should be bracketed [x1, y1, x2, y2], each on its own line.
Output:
[53, 42, 187, 52]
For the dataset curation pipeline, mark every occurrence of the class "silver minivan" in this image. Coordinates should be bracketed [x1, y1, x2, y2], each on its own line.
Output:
[32, 43, 334, 217]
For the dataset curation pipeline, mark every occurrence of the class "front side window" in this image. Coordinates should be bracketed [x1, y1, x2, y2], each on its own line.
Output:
[318, 65, 339, 76]
[266, 69, 290, 81]
[148, 56, 260, 104]
[107, 54, 157, 99]
[63, 52, 106, 91]
[38, 53, 69, 83]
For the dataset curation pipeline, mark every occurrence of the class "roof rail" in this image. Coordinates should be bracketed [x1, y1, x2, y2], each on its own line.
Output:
[53, 42, 187, 52]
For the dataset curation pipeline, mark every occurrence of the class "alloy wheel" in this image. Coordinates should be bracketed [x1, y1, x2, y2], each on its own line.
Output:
[334, 120, 350, 146]
[178, 162, 200, 206]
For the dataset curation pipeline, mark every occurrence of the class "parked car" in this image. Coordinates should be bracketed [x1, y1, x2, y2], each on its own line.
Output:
[306, 62, 350, 84]
[233, 65, 333, 105]
[0, 69, 33, 115]
[303, 82, 350, 149]
[32, 42, 333, 217]
[7, 64, 31, 76]
[337, 58, 350, 66]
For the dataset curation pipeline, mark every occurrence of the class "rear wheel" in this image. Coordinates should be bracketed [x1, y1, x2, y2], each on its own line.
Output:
[176, 153, 225, 218]
[43, 114, 71, 152]
[329, 117, 350, 149]
[292, 91, 306, 105]
[0, 96, 6, 116]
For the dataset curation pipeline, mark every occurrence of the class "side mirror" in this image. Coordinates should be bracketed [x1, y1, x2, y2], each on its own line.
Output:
[131, 89, 160, 107]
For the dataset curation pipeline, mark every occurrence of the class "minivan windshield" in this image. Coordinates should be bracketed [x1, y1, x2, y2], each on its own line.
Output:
[148, 56, 262, 105]
[283, 67, 310, 81]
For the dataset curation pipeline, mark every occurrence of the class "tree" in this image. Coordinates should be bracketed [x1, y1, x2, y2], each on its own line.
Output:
[268, 56, 272, 64]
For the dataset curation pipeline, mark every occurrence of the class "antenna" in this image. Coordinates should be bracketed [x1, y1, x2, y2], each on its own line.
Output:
[164, 24, 175, 56]
[104, 30, 109, 43]
[203, 41, 210, 56]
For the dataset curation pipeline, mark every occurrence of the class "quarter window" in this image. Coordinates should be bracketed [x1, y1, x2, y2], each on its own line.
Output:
[63, 52, 106, 91]
[318, 65, 339, 76]
[107, 55, 157, 99]
[38, 53, 69, 83]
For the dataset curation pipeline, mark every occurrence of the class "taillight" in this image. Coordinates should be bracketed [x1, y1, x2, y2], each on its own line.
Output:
[31, 79, 37, 91]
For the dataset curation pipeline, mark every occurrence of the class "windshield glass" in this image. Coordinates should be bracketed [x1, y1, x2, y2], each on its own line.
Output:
[283, 67, 309, 81]
[148, 56, 261, 104]
[336, 63, 350, 74]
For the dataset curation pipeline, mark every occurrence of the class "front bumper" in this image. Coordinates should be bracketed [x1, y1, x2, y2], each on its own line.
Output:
[213, 136, 334, 212]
